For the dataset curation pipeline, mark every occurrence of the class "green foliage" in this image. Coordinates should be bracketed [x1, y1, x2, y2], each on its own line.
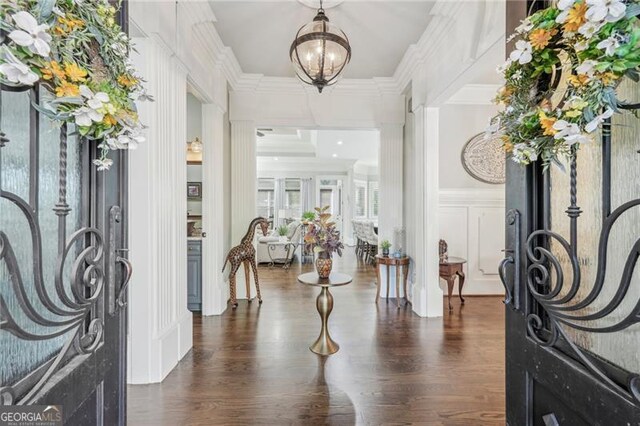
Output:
[277, 225, 289, 237]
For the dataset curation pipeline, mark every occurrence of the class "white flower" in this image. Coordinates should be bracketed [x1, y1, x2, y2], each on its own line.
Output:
[576, 59, 597, 77]
[578, 21, 604, 39]
[8, 11, 52, 57]
[106, 129, 145, 150]
[512, 70, 523, 81]
[0, 48, 39, 85]
[496, 58, 513, 74]
[553, 120, 580, 139]
[585, 108, 614, 132]
[93, 158, 113, 171]
[558, 0, 576, 10]
[586, 0, 626, 23]
[575, 40, 589, 51]
[553, 120, 591, 146]
[79, 85, 109, 110]
[512, 143, 538, 163]
[73, 106, 104, 127]
[515, 18, 533, 34]
[596, 35, 620, 56]
[509, 40, 533, 65]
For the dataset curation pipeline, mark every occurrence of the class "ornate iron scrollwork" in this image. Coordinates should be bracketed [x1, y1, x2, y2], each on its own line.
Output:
[0, 85, 107, 405]
[524, 119, 640, 404]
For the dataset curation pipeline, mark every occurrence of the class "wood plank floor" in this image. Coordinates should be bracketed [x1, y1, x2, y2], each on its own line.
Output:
[128, 251, 505, 425]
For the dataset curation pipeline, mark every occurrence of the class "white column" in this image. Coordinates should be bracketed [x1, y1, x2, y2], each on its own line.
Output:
[230, 120, 256, 300]
[378, 124, 404, 297]
[201, 103, 227, 315]
[411, 106, 443, 317]
[128, 36, 192, 384]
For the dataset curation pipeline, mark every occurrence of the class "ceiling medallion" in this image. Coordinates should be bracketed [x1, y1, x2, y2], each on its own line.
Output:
[461, 132, 506, 185]
[290, 0, 351, 93]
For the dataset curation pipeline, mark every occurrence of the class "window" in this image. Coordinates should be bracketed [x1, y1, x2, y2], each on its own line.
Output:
[354, 180, 367, 218]
[368, 181, 379, 219]
[284, 179, 301, 219]
[257, 178, 275, 221]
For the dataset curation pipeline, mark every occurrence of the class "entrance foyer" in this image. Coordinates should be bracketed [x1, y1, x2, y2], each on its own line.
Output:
[128, 252, 505, 425]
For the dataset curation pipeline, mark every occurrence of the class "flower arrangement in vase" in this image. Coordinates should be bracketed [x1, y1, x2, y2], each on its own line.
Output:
[304, 206, 344, 278]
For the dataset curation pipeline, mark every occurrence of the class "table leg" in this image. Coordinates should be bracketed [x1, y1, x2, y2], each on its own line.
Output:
[386, 264, 390, 303]
[457, 270, 466, 304]
[446, 277, 454, 311]
[403, 265, 409, 306]
[310, 287, 339, 355]
[375, 263, 381, 303]
[395, 265, 401, 309]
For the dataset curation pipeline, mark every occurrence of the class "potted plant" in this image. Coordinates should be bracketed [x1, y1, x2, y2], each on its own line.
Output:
[301, 211, 315, 224]
[304, 206, 344, 278]
[277, 225, 289, 240]
[380, 240, 392, 257]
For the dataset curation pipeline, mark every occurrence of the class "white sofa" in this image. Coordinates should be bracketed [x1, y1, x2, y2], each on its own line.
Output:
[256, 220, 302, 264]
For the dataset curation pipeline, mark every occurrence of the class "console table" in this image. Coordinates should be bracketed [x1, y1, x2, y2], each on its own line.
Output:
[375, 255, 410, 309]
[297, 272, 352, 356]
[439, 256, 466, 311]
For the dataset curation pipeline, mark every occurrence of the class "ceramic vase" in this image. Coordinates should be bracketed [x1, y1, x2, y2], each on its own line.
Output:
[315, 254, 333, 279]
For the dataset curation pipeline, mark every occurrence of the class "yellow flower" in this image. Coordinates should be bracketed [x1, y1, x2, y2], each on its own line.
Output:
[55, 81, 80, 97]
[564, 110, 582, 118]
[567, 74, 590, 87]
[103, 114, 117, 126]
[564, 2, 587, 33]
[64, 63, 88, 82]
[529, 29, 556, 50]
[597, 72, 619, 86]
[538, 111, 557, 136]
[501, 135, 513, 153]
[41, 61, 66, 81]
[58, 16, 85, 32]
[117, 74, 138, 88]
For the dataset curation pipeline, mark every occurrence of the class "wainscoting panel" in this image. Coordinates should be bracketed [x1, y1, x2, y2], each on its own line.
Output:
[439, 189, 505, 295]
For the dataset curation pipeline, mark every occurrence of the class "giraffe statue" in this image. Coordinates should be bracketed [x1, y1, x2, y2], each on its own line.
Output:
[222, 217, 270, 308]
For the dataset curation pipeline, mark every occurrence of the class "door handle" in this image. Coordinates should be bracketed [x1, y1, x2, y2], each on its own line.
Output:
[499, 209, 521, 310]
[499, 252, 515, 306]
[116, 254, 132, 308]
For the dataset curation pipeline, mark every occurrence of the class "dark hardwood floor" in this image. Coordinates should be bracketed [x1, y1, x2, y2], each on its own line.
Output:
[128, 251, 505, 425]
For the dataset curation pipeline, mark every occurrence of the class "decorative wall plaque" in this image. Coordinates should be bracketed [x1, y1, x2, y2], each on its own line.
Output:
[460, 132, 506, 184]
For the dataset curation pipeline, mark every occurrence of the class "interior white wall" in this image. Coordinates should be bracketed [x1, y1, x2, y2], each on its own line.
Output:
[128, 1, 232, 384]
[438, 104, 505, 295]
[128, 35, 192, 384]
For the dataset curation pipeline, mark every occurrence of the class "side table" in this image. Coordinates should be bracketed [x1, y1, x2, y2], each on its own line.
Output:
[267, 241, 296, 269]
[297, 272, 352, 355]
[439, 256, 466, 311]
[375, 255, 410, 309]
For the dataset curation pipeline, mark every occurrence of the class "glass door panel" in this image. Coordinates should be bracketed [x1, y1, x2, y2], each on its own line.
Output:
[548, 77, 640, 375]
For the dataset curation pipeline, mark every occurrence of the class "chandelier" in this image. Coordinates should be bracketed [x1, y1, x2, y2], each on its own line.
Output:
[290, 0, 351, 93]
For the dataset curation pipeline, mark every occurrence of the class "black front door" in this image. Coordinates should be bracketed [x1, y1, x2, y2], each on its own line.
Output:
[503, 3, 640, 424]
[0, 7, 130, 426]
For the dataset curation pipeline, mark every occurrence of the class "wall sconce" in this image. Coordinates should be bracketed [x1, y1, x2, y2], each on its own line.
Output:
[189, 137, 203, 153]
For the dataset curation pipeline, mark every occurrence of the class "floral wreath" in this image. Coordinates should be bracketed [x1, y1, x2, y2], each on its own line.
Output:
[0, 0, 151, 170]
[489, 0, 640, 167]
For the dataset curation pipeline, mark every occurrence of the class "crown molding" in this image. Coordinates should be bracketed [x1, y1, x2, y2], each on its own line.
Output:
[446, 84, 501, 105]
[133, 0, 503, 102]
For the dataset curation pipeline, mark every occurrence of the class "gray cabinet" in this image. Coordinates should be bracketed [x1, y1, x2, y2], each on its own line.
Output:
[187, 240, 202, 311]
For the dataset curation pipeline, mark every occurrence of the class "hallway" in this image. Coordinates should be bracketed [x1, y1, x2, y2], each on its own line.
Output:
[128, 253, 505, 425]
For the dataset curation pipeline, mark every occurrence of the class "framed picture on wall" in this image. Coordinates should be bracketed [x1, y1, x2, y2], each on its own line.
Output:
[187, 182, 202, 200]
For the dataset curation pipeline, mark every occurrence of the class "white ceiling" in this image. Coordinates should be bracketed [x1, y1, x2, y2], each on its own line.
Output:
[256, 128, 379, 167]
[208, 1, 435, 79]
